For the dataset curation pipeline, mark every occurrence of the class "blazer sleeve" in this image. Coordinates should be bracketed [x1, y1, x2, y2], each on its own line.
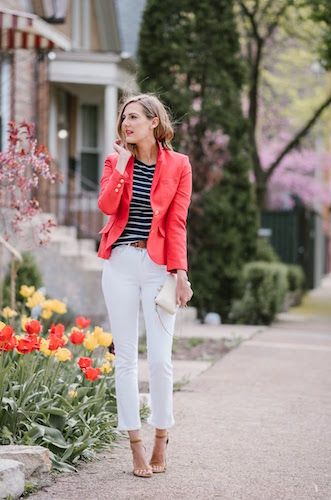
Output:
[98, 155, 129, 215]
[165, 156, 192, 272]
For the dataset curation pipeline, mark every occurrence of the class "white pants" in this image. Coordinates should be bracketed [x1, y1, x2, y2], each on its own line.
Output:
[101, 245, 176, 431]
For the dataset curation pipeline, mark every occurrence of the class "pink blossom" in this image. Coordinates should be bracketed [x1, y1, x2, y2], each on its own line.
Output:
[0, 121, 60, 245]
[260, 142, 331, 210]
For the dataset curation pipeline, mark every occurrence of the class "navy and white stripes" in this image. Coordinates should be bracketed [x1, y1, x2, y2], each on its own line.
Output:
[113, 158, 155, 246]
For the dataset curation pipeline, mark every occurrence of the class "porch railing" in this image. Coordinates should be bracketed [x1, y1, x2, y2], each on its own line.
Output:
[37, 190, 104, 242]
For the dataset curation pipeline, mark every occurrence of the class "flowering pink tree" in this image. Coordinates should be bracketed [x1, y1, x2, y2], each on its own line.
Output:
[0, 121, 60, 246]
[260, 141, 331, 211]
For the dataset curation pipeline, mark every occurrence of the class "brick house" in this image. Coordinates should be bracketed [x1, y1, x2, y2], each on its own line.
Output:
[0, 0, 145, 239]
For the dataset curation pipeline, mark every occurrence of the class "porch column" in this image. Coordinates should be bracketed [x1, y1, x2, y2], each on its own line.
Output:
[104, 85, 118, 160]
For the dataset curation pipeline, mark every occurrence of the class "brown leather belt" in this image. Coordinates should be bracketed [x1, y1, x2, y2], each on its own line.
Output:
[129, 240, 147, 248]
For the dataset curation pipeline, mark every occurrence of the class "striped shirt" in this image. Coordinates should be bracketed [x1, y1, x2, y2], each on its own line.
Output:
[113, 158, 155, 246]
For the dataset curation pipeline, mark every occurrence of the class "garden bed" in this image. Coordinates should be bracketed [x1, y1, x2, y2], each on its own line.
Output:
[139, 336, 230, 361]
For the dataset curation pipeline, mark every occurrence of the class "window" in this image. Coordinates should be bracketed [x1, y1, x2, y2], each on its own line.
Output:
[0, 56, 11, 152]
[37, 0, 69, 24]
[80, 104, 99, 191]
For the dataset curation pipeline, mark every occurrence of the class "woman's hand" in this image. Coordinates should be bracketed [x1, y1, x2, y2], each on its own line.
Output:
[176, 270, 193, 307]
[113, 140, 132, 174]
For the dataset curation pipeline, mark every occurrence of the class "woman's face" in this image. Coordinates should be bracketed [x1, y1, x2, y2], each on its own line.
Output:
[121, 102, 158, 146]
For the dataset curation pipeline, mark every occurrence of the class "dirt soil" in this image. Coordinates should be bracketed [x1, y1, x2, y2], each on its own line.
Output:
[139, 336, 230, 361]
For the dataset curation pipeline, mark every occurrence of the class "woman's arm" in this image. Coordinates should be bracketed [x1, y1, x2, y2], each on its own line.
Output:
[165, 157, 192, 272]
[98, 145, 132, 215]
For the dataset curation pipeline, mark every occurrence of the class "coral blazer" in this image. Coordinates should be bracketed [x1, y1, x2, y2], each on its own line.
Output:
[97, 145, 192, 272]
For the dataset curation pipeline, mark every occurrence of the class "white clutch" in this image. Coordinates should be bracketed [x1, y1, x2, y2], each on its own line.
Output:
[155, 273, 178, 314]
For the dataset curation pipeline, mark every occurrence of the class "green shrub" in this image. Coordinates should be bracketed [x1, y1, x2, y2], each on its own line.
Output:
[2, 252, 43, 306]
[286, 264, 305, 292]
[229, 261, 288, 325]
[256, 238, 280, 263]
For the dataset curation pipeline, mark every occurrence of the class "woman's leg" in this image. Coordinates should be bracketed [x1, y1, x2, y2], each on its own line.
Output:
[102, 246, 153, 476]
[101, 246, 141, 431]
[141, 252, 176, 430]
[102, 247, 152, 476]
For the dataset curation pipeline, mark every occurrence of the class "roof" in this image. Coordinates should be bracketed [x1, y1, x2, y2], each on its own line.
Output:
[114, 0, 146, 58]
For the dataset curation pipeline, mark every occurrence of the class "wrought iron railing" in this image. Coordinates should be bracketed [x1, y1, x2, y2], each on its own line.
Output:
[37, 189, 104, 241]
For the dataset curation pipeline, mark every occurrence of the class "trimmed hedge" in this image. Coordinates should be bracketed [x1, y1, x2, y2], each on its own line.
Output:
[286, 264, 305, 292]
[256, 237, 280, 263]
[229, 261, 288, 325]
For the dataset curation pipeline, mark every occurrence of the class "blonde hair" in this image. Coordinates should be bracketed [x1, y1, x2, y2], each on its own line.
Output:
[116, 93, 174, 150]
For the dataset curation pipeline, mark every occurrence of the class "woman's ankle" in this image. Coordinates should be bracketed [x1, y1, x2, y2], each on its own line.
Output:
[128, 429, 141, 442]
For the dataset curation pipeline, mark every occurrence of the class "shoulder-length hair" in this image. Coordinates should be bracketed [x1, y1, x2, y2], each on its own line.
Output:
[116, 93, 174, 151]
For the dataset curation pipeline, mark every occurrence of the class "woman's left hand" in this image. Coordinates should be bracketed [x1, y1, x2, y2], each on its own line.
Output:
[176, 271, 193, 307]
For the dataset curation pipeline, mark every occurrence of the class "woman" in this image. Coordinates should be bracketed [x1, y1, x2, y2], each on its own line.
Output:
[98, 93, 192, 478]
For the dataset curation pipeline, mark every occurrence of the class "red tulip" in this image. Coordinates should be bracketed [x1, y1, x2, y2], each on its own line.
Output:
[16, 336, 40, 354]
[0, 325, 14, 342]
[78, 357, 93, 369]
[25, 319, 42, 336]
[49, 323, 65, 338]
[1, 336, 17, 351]
[75, 316, 91, 329]
[70, 330, 85, 345]
[83, 366, 101, 381]
[48, 334, 65, 351]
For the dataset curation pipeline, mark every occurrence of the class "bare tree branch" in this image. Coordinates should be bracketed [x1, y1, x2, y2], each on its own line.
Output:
[265, 2, 292, 39]
[266, 92, 331, 178]
[252, 0, 260, 16]
[258, 0, 278, 22]
[238, 0, 262, 42]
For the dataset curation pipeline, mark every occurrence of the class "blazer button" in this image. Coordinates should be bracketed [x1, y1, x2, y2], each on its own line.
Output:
[154, 209, 159, 215]
[120, 179, 124, 183]
[115, 188, 119, 193]
[117, 183, 121, 187]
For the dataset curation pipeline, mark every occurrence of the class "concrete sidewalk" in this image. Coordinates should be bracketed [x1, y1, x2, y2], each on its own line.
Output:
[32, 277, 331, 500]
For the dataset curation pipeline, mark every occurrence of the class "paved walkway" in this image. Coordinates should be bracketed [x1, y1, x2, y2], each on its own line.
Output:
[32, 276, 331, 500]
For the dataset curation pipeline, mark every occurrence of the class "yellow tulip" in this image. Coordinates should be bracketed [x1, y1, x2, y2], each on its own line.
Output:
[100, 362, 112, 374]
[43, 299, 67, 315]
[97, 332, 113, 347]
[83, 333, 99, 351]
[1, 307, 17, 319]
[92, 326, 103, 341]
[41, 309, 53, 320]
[104, 352, 115, 362]
[19, 285, 35, 298]
[68, 389, 77, 398]
[0, 321, 6, 330]
[40, 338, 52, 357]
[93, 327, 112, 347]
[55, 348, 72, 362]
[26, 291, 45, 309]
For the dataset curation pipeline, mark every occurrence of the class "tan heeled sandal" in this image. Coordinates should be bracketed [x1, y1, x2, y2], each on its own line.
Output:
[130, 438, 153, 478]
[150, 432, 169, 473]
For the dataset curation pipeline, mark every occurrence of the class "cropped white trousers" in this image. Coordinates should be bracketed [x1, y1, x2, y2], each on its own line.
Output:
[101, 245, 176, 431]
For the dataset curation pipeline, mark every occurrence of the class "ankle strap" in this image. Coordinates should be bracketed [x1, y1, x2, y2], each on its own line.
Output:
[155, 433, 168, 439]
[130, 438, 142, 444]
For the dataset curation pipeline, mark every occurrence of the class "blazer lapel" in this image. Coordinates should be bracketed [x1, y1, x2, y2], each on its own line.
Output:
[150, 144, 165, 198]
[126, 156, 134, 200]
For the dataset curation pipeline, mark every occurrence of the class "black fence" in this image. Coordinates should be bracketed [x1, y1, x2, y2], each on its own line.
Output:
[261, 207, 328, 289]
